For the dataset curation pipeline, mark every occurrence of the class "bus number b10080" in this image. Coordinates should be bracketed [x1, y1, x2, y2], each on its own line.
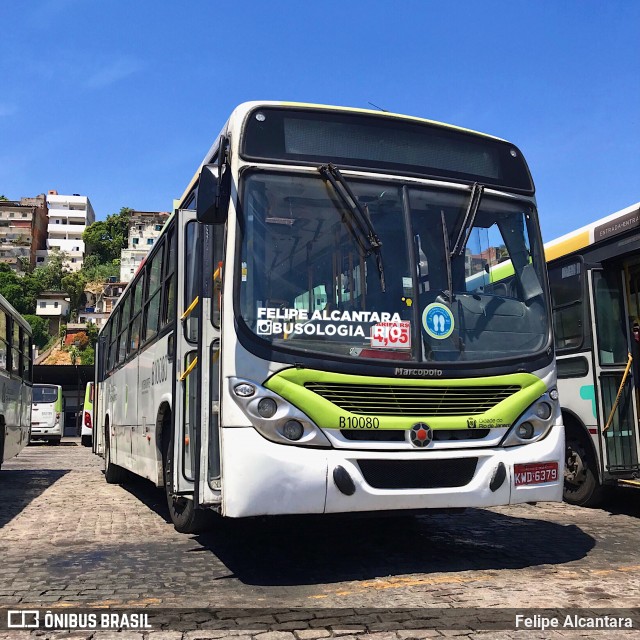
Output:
[339, 416, 380, 429]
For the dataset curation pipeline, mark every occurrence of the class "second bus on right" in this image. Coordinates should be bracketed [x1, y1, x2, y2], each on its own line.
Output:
[547, 201, 640, 506]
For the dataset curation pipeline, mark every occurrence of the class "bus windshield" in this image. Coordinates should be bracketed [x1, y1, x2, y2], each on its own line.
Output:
[33, 386, 59, 404]
[239, 171, 550, 364]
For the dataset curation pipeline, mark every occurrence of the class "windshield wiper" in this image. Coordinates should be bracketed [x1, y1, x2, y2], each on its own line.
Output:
[441, 210, 454, 304]
[319, 163, 386, 292]
[451, 182, 485, 257]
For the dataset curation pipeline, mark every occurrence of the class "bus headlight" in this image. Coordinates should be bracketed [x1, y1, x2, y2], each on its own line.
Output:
[229, 377, 331, 448]
[234, 382, 255, 397]
[533, 402, 552, 420]
[257, 397, 277, 418]
[282, 420, 304, 441]
[516, 422, 535, 439]
[502, 392, 557, 447]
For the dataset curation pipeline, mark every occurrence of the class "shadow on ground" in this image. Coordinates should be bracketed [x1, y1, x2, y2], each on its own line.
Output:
[600, 486, 640, 518]
[120, 475, 595, 587]
[0, 468, 68, 527]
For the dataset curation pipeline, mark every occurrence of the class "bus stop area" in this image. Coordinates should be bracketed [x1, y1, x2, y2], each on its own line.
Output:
[0, 442, 639, 639]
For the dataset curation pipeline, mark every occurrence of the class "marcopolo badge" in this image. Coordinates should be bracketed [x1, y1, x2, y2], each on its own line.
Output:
[422, 303, 454, 339]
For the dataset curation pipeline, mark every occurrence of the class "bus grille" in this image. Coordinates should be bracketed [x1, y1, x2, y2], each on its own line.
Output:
[340, 429, 491, 442]
[357, 458, 478, 489]
[305, 383, 519, 416]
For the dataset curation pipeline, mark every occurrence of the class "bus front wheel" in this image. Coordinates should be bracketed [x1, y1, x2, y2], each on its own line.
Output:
[162, 425, 209, 534]
[564, 436, 603, 507]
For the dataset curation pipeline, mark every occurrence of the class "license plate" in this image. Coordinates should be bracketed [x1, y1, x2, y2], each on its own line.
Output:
[514, 462, 558, 486]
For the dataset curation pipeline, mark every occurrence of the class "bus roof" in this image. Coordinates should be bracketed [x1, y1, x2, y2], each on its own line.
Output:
[545, 201, 640, 263]
[177, 100, 512, 209]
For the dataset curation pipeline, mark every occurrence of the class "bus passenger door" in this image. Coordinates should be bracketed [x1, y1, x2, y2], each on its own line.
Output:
[197, 223, 222, 507]
[589, 268, 640, 478]
[171, 211, 200, 499]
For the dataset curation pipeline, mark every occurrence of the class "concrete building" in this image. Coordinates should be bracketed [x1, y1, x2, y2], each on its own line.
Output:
[37, 191, 96, 271]
[36, 291, 71, 334]
[102, 279, 127, 313]
[0, 195, 48, 272]
[120, 210, 169, 282]
[79, 286, 111, 328]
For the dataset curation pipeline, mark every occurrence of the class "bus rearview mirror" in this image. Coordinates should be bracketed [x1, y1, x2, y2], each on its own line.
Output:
[196, 164, 230, 224]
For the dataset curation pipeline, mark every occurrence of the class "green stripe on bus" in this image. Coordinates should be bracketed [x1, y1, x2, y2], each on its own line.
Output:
[265, 369, 546, 431]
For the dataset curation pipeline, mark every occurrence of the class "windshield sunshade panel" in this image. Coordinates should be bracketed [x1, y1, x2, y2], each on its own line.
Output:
[238, 171, 550, 365]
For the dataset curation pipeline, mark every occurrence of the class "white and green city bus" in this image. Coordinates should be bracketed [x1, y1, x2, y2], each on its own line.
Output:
[31, 384, 63, 445]
[0, 294, 32, 470]
[546, 201, 640, 506]
[81, 381, 94, 448]
[94, 101, 564, 532]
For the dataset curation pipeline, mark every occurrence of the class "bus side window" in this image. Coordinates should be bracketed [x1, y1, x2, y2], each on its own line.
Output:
[549, 261, 584, 352]
[21, 329, 31, 381]
[143, 242, 164, 343]
[107, 310, 119, 372]
[212, 226, 224, 329]
[11, 320, 20, 375]
[129, 277, 144, 354]
[0, 310, 6, 371]
[162, 224, 176, 328]
[100, 322, 111, 380]
[185, 222, 200, 342]
[118, 293, 131, 364]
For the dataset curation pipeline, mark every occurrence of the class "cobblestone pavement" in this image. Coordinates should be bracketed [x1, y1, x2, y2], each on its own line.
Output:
[0, 440, 639, 639]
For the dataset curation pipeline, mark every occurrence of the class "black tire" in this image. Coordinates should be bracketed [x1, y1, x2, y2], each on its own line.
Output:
[104, 429, 127, 484]
[564, 435, 604, 507]
[81, 435, 92, 447]
[162, 416, 210, 534]
[49, 438, 61, 446]
[0, 421, 5, 471]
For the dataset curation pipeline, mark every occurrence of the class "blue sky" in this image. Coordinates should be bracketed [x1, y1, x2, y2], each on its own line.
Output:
[1, 1, 638, 241]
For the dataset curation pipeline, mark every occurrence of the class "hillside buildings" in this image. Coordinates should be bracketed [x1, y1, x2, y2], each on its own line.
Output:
[120, 210, 169, 282]
[37, 191, 96, 271]
[35, 291, 71, 334]
[0, 195, 48, 272]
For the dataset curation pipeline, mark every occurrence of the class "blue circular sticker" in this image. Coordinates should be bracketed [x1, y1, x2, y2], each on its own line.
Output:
[422, 303, 454, 339]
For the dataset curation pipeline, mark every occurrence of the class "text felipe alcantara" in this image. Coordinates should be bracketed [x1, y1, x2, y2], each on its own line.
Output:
[515, 614, 633, 630]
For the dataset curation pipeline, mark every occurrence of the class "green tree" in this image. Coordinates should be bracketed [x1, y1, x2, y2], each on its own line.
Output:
[61, 271, 88, 319]
[83, 207, 131, 263]
[82, 259, 120, 282]
[23, 314, 51, 349]
[80, 345, 95, 365]
[69, 345, 80, 366]
[0, 195, 8, 201]
[38, 248, 69, 290]
[86, 322, 99, 347]
[17, 256, 32, 274]
[0, 264, 33, 313]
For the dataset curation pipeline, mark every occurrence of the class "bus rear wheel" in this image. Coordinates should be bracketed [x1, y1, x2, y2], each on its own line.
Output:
[564, 436, 603, 507]
[104, 428, 127, 484]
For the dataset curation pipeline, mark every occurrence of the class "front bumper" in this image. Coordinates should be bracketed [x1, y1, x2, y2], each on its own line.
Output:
[220, 425, 565, 518]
